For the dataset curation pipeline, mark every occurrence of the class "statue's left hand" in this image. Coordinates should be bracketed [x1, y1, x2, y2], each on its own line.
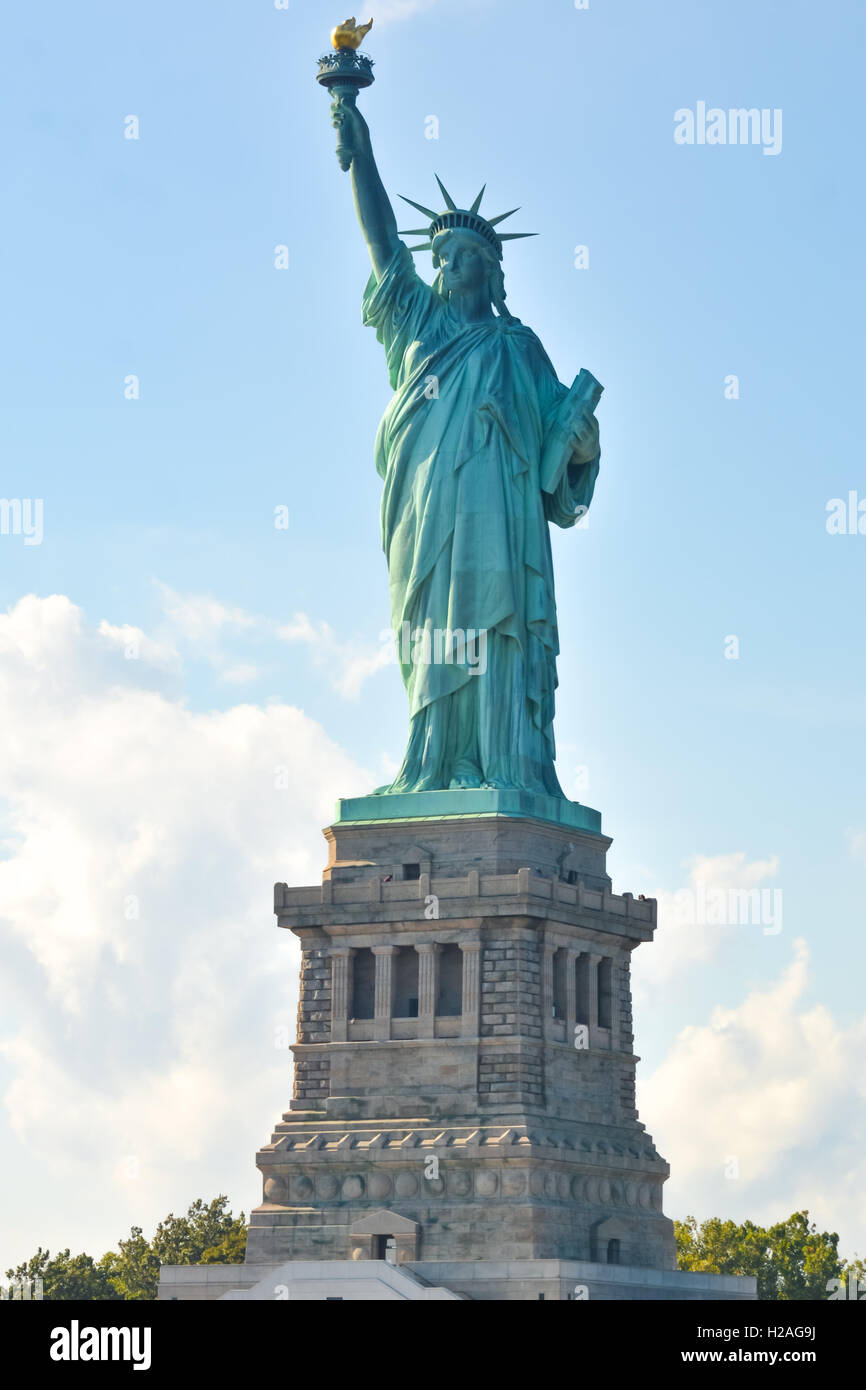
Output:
[571, 408, 600, 462]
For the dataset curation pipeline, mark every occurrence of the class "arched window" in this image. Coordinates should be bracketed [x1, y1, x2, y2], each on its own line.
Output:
[598, 958, 612, 1030]
[575, 954, 590, 1026]
[393, 945, 419, 1018]
[437, 943, 462, 1016]
[350, 948, 375, 1019]
[552, 948, 567, 1018]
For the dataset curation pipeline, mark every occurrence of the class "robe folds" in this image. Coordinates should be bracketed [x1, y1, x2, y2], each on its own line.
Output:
[362, 242, 601, 796]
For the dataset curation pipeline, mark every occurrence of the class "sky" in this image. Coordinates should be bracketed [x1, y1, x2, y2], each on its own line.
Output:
[1, 0, 865, 1272]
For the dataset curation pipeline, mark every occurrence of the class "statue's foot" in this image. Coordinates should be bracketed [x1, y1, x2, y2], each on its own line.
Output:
[481, 779, 506, 789]
[449, 774, 482, 790]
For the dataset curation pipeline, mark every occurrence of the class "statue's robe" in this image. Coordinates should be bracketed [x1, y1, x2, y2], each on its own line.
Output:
[363, 242, 601, 795]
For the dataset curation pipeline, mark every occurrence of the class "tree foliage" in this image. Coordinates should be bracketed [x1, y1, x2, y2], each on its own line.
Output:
[151, 1196, 246, 1268]
[675, 1210, 842, 1300]
[4, 1247, 121, 1301]
[5, 1195, 246, 1301]
[7, 1201, 854, 1301]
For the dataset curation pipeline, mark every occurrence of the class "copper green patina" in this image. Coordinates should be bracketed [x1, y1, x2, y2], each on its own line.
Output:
[327, 86, 602, 822]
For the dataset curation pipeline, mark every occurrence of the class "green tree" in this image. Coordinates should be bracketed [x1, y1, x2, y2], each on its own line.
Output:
[4, 1247, 121, 1301]
[101, 1226, 161, 1301]
[200, 1223, 248, 1264]
[6, 1195, 247, 1301]
[4, 1246, 50, 1291]
[839, 1253, 866, 1300]
[151, 1195, 246, 1268]
[675, 1210, 842, 1300]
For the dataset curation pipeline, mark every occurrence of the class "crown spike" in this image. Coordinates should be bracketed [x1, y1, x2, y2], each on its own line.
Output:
[434, 174, 457, 210]
[399, 194, 438, 219]
[406, 243, 433, 254]
[469, 184, 486, 214]
[498, 232, 537, 242]
[487, 207, 521, 227]
[399, 228, 434, 237]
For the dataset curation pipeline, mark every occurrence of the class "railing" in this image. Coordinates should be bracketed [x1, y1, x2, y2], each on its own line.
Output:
[275, 871, 656, 925]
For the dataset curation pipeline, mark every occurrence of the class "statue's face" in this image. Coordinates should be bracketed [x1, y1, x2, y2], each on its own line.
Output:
[438, 235, 488, 295]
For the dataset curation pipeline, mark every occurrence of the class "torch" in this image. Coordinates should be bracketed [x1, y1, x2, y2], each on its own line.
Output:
[316, 18, 375, 172]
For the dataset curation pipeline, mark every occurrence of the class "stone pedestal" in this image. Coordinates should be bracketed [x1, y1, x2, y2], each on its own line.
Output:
[246, 795, 678, 1274]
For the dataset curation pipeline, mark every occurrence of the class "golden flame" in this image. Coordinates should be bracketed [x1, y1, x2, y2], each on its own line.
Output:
[331, 17, 374, 51]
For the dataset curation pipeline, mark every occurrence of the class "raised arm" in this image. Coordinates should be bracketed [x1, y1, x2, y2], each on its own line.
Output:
[332, 100, 400, 281]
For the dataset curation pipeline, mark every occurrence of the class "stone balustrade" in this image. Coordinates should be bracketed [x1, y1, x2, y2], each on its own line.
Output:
[274, 870, 657, 927]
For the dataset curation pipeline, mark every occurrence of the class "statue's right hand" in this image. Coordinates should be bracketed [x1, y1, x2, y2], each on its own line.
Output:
[332, 99, 370, 166]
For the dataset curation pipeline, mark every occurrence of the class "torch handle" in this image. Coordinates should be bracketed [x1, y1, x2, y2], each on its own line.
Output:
[331, 84, 359, 173]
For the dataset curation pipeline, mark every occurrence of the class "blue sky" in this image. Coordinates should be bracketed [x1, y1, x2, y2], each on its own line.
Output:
[1, 0, 865, 1271]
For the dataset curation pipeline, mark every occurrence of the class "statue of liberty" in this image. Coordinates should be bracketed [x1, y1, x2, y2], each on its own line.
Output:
[331, 96, 602, 800]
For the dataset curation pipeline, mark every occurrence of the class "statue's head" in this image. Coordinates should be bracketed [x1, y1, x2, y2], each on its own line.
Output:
[432, 231, 510, 318]
[398, 177, 535, 320]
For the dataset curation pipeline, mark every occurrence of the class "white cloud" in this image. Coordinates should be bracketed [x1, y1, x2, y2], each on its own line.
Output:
[152, 584, 392, 700]
[152, 582, 262, 684]
[276, 613, 330, 646]
[275, 610, 393, 699]
[0, 594, 369, 1267]
[641, 940, 866, 1255]
[685, 852, 779, 892]
[632, 851, 781, 999]
[98, 620, 181, 673]
[155, 584, 258, 645]
[6, 597, 859, 1267]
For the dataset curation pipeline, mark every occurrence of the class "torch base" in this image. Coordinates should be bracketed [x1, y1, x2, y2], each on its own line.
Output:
[316, 48, 375, 92]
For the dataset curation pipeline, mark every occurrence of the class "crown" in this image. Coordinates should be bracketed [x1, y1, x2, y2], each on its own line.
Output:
[398, 176, 536, 263]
